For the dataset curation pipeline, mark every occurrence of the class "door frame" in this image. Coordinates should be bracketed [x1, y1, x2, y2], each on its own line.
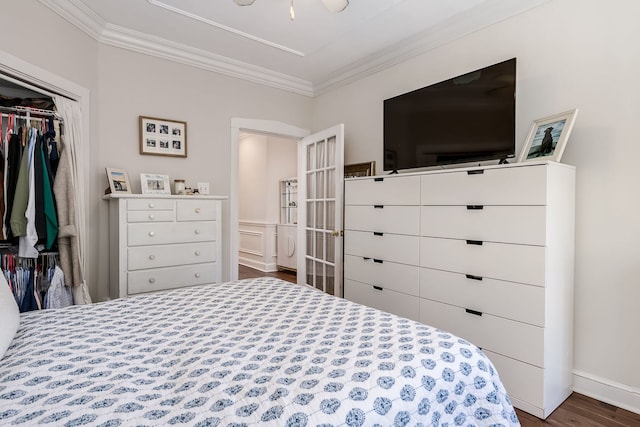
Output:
[230, 118, 310, 280]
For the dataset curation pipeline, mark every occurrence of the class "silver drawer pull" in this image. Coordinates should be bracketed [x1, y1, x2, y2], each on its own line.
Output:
[195, 208, 201, 213]
[195, 273, 201, 278]
[195, 250, 201, 256]
[148, 255, 156, 261]
[148, 214, 155, 220]
[149, 203, 155, 208]
[194, 229, 201, 235]
[148, 231, 155, 237]
[149, 278, 156, 284]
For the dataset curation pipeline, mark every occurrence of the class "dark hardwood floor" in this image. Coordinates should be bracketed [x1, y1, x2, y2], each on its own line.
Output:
[238, 264, 297, 283]
[237, 266, 639, 426]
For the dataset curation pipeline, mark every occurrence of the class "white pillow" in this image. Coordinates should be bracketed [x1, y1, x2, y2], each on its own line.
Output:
[0, 274, 20, 359]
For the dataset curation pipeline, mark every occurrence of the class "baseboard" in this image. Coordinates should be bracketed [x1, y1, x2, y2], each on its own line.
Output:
[573, 370, 640, 415]
[238, 258, 278, 273]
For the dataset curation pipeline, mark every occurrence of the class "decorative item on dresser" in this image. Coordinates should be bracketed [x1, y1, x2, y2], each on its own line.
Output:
[343, 161, 576, 419]
[105, 167, 131, 194]
[140, 173, 171, 194]
[518, 109, 578, 163]
[344, 161, 375, 178]
[105, 194, 227, 298]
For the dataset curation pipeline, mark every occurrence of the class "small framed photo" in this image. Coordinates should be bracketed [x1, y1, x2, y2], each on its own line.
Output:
[140, 173, 171, 194]
[345, 161, 376, 178]
[106, 168, 131, 194]
[139, 116, 187, 157]
[517, 109, 579, 163]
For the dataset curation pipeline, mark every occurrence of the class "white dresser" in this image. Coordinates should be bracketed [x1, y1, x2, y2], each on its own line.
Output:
[344, 161, 575, 419]
[106, 194, 225, 298]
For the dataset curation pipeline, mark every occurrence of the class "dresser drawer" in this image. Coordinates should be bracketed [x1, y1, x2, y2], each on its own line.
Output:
[419, 298, 544, 367]
[420, 237, 545, 286]
[345, 205, 419, 235]
[345, 230, 419, 266]
[345, 279, 419, 321]
[483, 350, 545, 416]
[420, 268, 544, 326]
[177, 200, 217, 221]
[421, 205, 546, 246]
[128, 263, 218, 294]
[127, 210, 175, 223]
[344, 254, 419, 296]
[127, 198, 174, 211]
[345, 175, 420, 205]
[128, 222, 216, 246]
[128, 242, 216, 270]
[420, 164, 548, 205]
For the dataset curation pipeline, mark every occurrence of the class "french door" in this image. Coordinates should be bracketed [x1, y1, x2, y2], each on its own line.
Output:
[297, 124, 344, 296]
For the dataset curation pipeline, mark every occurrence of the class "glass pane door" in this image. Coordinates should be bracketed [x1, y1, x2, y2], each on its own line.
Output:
[297, 125, 344, 296]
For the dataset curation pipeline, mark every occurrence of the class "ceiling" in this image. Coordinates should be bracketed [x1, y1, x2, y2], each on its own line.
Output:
[39, 0, 548, 97]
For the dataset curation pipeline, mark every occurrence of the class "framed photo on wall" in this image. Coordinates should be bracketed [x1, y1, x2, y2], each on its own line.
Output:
[518, 109, 578, 163]
[139, 116, 187, 157]
[105, 168, 131, 194]
[140, 173, 171, 194]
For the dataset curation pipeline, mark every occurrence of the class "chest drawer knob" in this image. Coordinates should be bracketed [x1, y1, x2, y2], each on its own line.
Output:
[466, 239, 483, 246]
[148, 255, 156, 261]
[194, 229, 201, 235]
[148, 231, 155, 237]
[149, 203, 155, 208]
[195, 250, 201, 256]
[195, 273, 201, 278]
[149, 278, 156, 284]
[465, 308, 483, 317]
[465, 274, 483, 281]
[195, 208, 201, 213]
[148, 214, 155, 220]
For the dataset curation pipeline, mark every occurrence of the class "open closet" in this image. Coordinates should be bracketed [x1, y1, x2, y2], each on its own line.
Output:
[0, 74, 88, 311]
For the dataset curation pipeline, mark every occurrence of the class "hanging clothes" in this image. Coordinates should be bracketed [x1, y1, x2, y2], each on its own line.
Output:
[4, 133, 22, 240]
[43, 265, 72, 309]
[53, 141, 82, 288]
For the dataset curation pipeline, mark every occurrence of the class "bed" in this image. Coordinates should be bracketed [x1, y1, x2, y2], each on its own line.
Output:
[0, 277, 520, 426]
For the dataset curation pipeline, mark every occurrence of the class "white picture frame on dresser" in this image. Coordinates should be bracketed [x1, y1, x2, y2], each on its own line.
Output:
[105, 194, 227, 298]
[518, 109, 578, 163]
[140, 173, 171, 194]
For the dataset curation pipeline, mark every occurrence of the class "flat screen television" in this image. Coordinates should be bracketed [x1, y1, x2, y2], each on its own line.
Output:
[383, 58, 516, 171]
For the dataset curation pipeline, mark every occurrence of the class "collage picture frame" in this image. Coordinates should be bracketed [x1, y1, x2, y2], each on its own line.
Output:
[139, 115, 187, 158]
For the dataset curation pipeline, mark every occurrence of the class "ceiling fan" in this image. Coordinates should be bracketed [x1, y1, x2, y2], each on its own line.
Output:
[232, 0, 349, 20]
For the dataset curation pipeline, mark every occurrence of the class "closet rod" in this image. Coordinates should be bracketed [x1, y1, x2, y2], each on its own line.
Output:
[0, 105, 61, 119]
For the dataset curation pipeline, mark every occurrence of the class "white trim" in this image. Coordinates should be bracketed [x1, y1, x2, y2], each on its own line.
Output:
[147, 0, 305, 57]
[38, 0, 549, 97]
[573, 370, 640, 415]
[230, 119, 310, 281]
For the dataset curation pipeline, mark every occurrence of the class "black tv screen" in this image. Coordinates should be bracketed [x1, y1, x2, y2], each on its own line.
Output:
[383, 58, 516, 171]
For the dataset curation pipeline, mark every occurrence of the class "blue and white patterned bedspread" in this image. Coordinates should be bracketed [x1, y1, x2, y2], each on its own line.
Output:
[0, 278, 520, 426]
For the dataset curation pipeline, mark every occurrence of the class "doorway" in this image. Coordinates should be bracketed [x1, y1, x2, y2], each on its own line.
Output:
[229, 119, 310, 281]
[237, 131, 298, 274]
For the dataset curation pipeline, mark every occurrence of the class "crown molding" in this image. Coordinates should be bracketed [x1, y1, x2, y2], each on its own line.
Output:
[313, 0, 551, 95]
[39, 0, 549, 98]
[39, 0, 314, 96]
[100, 23, 314, 96]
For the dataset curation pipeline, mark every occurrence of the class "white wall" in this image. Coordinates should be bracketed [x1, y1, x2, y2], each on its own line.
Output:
[239, 134, 297, 223]
[313, 0, 640, 412]
[2, 1, 313, 302]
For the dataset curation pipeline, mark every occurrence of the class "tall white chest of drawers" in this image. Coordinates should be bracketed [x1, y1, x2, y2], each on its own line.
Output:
[107, 195, 225, 298]
[344, 161, 575, 419]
